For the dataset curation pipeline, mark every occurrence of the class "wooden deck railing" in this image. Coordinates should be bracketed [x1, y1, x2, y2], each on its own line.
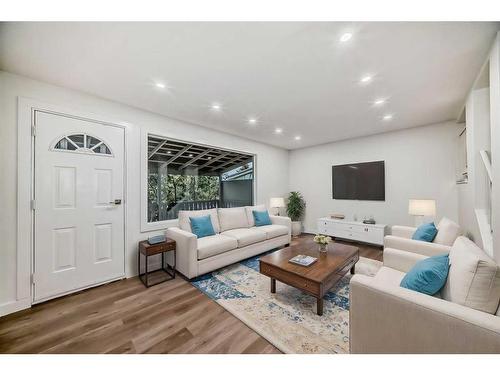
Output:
[149, 199, 250, 222]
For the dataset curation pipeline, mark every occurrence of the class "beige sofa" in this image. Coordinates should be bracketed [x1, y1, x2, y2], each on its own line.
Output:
[166, 205, 291, 279]
[350, 236, 500, 353]
[384, 217, 461, 257]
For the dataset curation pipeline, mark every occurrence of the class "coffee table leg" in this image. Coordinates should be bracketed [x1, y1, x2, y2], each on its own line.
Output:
[350, 264, 355, 275]
[317, 298, 323, 316]
[270, 278, 276, 293]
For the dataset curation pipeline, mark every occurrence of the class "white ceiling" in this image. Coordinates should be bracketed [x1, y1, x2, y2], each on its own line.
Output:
[0, 22, 498, 149]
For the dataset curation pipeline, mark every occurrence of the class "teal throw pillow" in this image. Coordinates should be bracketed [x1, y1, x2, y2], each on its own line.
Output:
[252, 210, 272, 226]
[412, 222, 438, 242]
[400, 254, 450, 295]
[189, 215, 216, 238]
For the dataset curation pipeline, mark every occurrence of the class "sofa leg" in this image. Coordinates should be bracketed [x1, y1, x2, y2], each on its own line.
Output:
[284, 243, 290, 247]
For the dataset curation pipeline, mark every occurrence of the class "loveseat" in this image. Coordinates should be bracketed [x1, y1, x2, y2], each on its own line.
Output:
[383, 217, 461, 257]
[350, 236, 500, 353]
[166, 205, 291, 279]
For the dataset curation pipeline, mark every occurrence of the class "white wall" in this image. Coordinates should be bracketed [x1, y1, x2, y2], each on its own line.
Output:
[456, 32, 500, 261]
[457, 184, 482, 247]
[459, 88, 491, 250]
[489, 33, 500, 262]
[0, 71, 289, 314]
[289, 122, 460, 234]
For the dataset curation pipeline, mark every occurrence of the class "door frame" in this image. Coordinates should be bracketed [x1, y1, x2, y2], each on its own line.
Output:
[17, 97, 129, 307]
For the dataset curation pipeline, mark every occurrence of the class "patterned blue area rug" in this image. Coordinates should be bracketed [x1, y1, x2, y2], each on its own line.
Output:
[191, 249, 351, 354]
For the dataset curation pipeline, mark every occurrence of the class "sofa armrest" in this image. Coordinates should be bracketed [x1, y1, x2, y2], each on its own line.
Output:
[384, 235, 451, 257]
[166, 227, 198, 279]
[349, 275, 500, 353]
[269, 215, 291, 234]
[383, 248, 428, 273]
[391, 225, 416, 239]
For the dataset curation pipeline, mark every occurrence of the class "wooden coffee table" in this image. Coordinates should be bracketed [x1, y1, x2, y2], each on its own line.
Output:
[259, 241, 359, 316]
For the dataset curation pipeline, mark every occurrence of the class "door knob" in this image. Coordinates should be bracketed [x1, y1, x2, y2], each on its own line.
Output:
[109, 199, 122, 205]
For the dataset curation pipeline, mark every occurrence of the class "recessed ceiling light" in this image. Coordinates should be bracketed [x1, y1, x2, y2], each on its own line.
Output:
[374, 98, 386, 106]
[248, 117, 258, 125]
[360, 75, 373, 84]
[383, 114, 393, 121]
[339, 33, 353, 42]
[275, 128, 283, 134]
[211, 103, 221, 111]
[294, 136, 301, 141]
[155, 82, 167, 89]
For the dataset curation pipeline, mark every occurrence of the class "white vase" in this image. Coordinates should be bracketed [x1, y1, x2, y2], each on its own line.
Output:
[291, 221, 302, 237]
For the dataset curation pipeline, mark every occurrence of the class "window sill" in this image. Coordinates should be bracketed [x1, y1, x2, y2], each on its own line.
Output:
[140, 218, 179, 234]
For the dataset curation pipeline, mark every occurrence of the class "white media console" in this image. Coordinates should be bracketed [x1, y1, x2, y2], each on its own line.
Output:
[317, 217, 387, 246]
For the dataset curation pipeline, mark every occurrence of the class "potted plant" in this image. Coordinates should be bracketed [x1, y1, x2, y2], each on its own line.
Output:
[286, 191, 306, 237]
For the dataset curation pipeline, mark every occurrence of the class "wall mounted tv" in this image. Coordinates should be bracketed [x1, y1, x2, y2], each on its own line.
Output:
[332, 161, 385, 201]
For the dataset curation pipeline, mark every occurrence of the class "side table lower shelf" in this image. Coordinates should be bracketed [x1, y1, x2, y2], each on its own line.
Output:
[138, 239, 176, 288]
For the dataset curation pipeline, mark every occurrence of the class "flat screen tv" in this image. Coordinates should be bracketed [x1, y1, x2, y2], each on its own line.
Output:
[332, 161, 385, 201]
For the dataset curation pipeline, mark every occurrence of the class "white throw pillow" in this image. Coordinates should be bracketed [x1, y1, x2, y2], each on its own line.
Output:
[245, 204, 266, 227]
[178, 208, 220, 234]
[433, 217, 461, 246]
[441, 236, 500, 314]
[218, 207, 249, 232]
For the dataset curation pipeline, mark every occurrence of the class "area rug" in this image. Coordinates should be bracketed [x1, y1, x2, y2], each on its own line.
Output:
[191, 250, 352, 354]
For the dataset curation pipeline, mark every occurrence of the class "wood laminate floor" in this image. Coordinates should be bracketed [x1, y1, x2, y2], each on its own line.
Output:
[0, 234, 382, 354]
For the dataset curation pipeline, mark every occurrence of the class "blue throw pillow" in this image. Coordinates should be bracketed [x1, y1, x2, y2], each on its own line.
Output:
[412, 222, 438, 242]
[252, 210, 272, 226]
[400, 254, 450, 295]
[189, 215, 215, 238]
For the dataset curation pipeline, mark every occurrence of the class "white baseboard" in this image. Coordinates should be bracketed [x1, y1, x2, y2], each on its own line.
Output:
[0, 298, 31, 317]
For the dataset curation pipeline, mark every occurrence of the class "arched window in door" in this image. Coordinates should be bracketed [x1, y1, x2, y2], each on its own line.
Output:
[52, 134, 113, 156]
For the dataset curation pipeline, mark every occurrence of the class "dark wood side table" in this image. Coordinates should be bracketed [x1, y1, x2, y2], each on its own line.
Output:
[138, 239, 176, 287]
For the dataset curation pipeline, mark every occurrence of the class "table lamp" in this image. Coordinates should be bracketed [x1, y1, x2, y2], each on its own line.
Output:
[408, 199, 436, 226]
[270, 197, 285, 216]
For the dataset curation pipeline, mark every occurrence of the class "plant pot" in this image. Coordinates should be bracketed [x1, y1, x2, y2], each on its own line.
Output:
[291, 221, 302, 237]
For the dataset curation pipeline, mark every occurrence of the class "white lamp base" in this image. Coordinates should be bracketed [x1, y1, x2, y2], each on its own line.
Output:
[413, 216, 434, 227]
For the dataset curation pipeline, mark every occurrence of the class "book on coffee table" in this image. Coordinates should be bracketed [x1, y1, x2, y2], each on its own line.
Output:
[288, 254, 317, 267]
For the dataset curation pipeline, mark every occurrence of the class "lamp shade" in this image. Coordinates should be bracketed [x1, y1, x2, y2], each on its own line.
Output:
[270, 197, 285, 208]
[408, 199, 436, 216]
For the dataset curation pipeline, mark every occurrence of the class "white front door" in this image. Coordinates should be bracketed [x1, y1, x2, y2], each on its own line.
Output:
[34, 111, 125, 302]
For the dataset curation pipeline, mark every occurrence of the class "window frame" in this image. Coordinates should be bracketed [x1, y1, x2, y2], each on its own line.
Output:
[50, 132, 114, 157]
[140, 130, 257, 233]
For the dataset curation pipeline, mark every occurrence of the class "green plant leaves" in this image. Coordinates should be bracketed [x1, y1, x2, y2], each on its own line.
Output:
[286, 191, 306, 221]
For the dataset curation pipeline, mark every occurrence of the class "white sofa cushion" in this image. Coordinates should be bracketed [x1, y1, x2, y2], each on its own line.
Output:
[178, 208, 220, 234]
[434, 217, 461, 246]
[221, 228, 267, 247]
[383, 247, 428, 273]
[197, 234, 238, 260]
[245, 204, 266, 227]
[355, 257, 383, 277]
[218, 207, 249, 232]
[441, 236, 500, 314]
[374, 266, 406, 286]
[255, 224, 288, 240]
